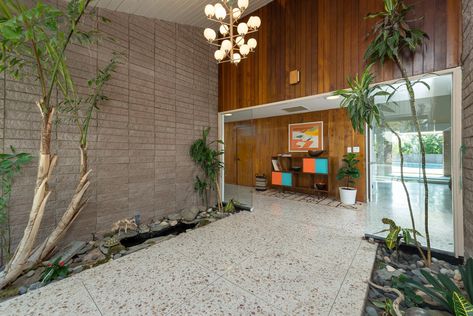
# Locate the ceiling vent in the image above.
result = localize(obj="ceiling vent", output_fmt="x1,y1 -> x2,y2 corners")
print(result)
282,106 -> 309,113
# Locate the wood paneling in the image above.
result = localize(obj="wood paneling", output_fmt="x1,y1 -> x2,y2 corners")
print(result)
224,108 -> 367,201
218,0 -> 461,112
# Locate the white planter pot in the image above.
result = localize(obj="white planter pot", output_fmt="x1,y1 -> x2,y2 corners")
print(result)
339,187 -> 357,205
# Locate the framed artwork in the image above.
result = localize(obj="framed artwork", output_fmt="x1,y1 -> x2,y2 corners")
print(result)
288,121 -> 323,152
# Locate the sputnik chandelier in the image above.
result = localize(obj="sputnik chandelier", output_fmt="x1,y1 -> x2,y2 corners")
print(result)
203,0 -> 261,64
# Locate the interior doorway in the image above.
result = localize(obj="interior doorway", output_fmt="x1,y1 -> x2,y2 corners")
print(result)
235,124 -> 255,187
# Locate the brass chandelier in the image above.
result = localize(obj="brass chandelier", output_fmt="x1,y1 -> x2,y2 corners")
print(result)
203,0 -> 261,64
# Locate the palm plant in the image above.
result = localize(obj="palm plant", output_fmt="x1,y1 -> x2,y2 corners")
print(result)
194,176 -> 209,208
364,0 -> 432,265
334,65 -> 427,263
190,127 -> 224,212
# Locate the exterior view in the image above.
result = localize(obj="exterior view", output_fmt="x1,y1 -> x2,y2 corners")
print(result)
0,0 -> 472,315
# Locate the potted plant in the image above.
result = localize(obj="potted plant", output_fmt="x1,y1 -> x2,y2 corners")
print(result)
336,153 -> 360,205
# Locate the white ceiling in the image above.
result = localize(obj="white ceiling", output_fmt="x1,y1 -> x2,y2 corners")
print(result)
91,0 -> 273,27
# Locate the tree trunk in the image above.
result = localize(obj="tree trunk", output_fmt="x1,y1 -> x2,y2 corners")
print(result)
394,56 -> 431,265
0,109 -> 56,289
385,123 -> 427,263
28,146 -> 91,265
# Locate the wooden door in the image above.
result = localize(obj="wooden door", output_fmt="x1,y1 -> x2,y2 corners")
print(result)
236,125 -> 255,187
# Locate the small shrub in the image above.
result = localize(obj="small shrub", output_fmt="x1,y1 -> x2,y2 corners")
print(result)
40,257 -> 69,284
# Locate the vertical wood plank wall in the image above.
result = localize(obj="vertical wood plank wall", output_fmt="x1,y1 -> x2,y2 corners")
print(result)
220,0 -> 461,202
224,109 -> 367,201
218,0 -> 461,112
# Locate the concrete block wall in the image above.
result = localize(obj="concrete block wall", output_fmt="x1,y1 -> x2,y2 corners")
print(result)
3,1 -> 218,250
463,0 -> 473,257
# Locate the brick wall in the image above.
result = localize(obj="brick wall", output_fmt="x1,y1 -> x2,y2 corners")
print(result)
3,2 -> 218,250
463,0 -> 473,257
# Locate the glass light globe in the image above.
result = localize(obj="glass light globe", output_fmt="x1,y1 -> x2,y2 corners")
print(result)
232,8 -> 242,19
247,16 -> 255,28
214,4 -> 226,20
235,36 -> 245,47
237,23 -> 248,35
203,28 -> 217,42
221,39 -> 232,52
252,16 -> 261,28
238,0 -> 249,10
219,24 -> 229,35
240,44 -> 250,56
214,50 -> 225,62
232,53 -> 241,64
247,38 -> 257,50
204,4 -> 215,18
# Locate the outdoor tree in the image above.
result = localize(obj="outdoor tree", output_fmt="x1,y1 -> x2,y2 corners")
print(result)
0,0 -> 116,288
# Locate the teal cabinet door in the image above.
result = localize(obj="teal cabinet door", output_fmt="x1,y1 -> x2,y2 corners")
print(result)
281,172 -> 292,186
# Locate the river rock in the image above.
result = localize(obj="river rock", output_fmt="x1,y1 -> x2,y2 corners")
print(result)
405,307 -> 430,316
83,248 -> 106,263
365,306 -> 378,316
116,230 -> 138,241
18,287 -> 28,295
386,265 -> 396,272
52,240 -> 86,263
454,269 -> 462,281
28,282 -> 43,291
181,207 -> 201,221
169,220 -> 178,226
72,265 -> 84,274
150,221 -> 170,232
25,270 -> 35,278
124,243 -> 150,255
167,212 -> 181,221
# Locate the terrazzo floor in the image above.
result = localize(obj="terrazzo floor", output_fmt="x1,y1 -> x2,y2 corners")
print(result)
0,194 -> 377,316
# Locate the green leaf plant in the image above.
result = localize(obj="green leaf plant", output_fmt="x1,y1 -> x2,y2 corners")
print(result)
336,153 -> 361,188
453,292 -> 473,316
334,65 -> 427,263
40,257 -> 69,285
406,268 -> 463,313
0,0 -> 116,289
0,147 -> 32,266
194,176 -> 209,208
376,218 -> 422,256
190,127 -> 224,212
364,0 -> 432,266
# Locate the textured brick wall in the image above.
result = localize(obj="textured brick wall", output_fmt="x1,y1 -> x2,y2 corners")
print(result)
463,0 -> 473,257
3,2 -> 218,249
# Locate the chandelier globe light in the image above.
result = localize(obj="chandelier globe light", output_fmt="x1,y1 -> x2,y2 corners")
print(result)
203,0 -> 261,64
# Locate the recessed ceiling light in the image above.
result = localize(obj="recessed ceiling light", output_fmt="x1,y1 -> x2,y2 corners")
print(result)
326,95 -> 340,100
224,113 -> 233,116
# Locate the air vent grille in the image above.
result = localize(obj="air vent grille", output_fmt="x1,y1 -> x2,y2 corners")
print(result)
281,106 -> 308,113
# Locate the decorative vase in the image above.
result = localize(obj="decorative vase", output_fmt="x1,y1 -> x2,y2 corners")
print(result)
339,187 -> 357,205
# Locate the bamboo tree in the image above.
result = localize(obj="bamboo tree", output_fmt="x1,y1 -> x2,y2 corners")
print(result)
0,0 -> 98,288
364,0 -> 431,265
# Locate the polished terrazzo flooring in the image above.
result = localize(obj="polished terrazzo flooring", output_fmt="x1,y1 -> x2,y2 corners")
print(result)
0,195 -> 376,315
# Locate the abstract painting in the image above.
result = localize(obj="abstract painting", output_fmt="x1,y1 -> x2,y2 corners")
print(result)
288,121 -> 323,152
